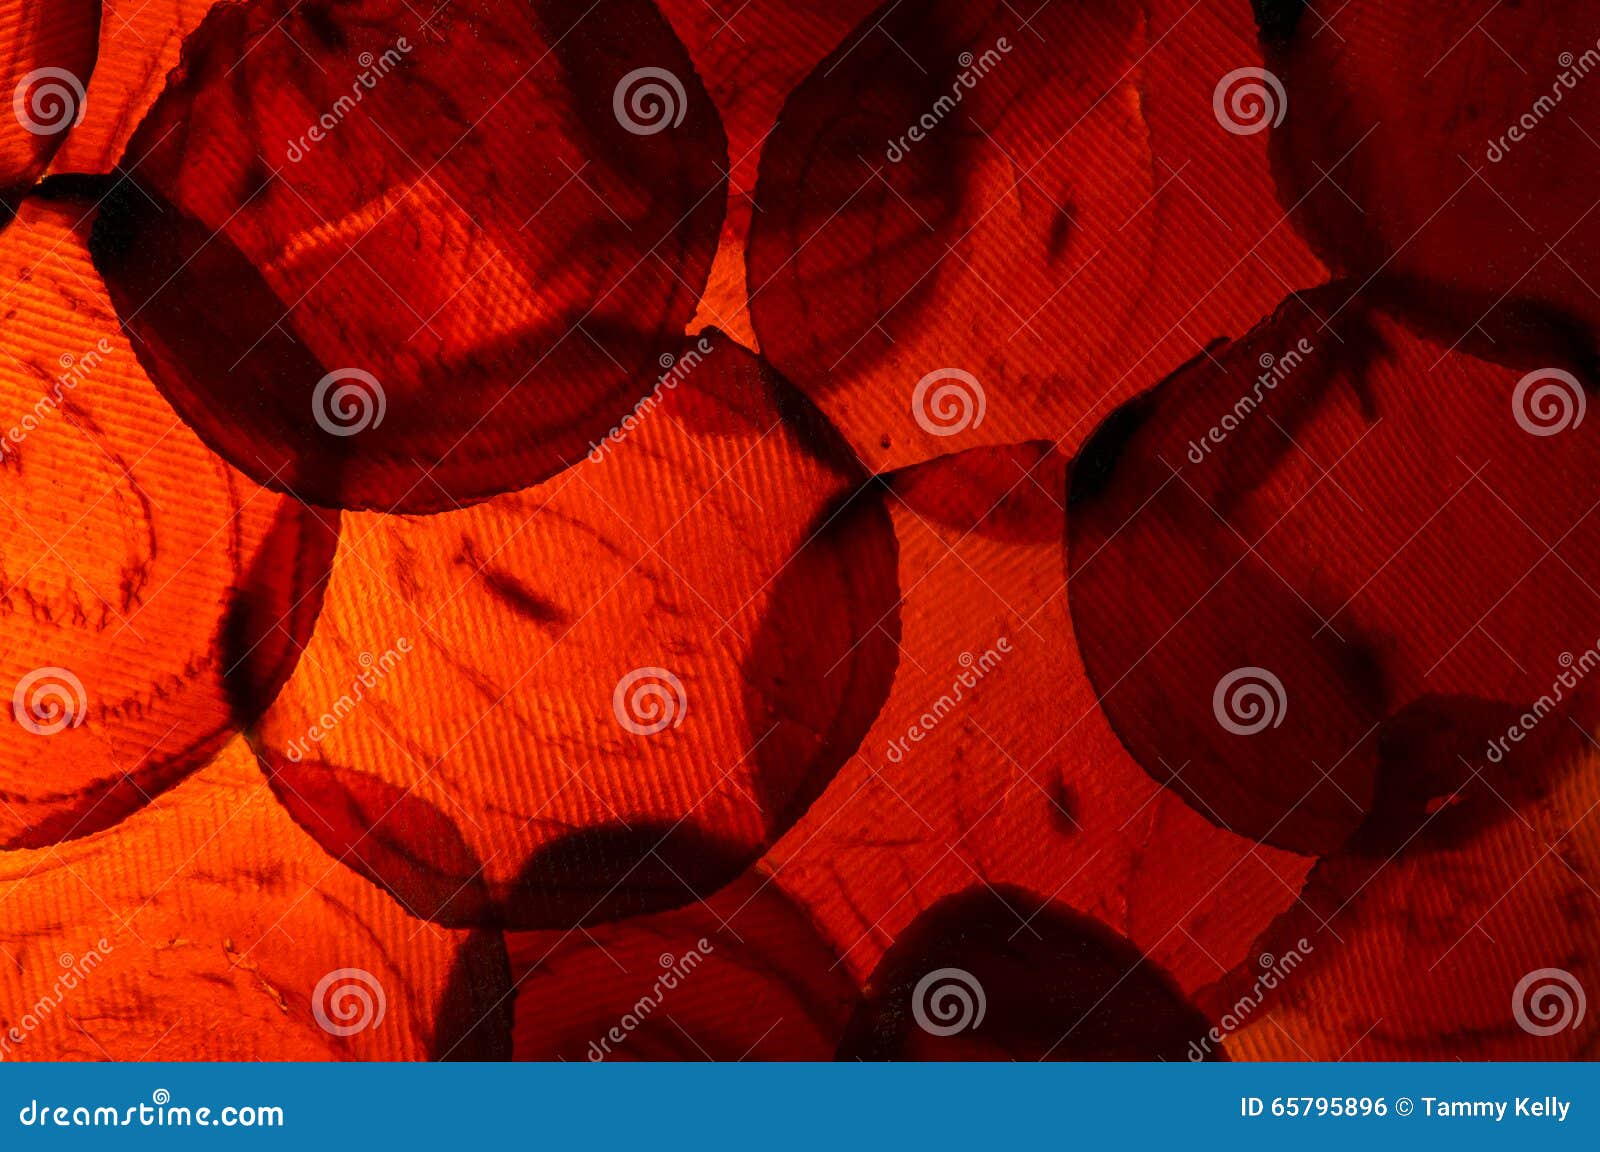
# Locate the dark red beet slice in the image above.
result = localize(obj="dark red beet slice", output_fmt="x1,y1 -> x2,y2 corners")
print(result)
1211,713 -> 1600,1059
838,885 -> 1219,1059
249,333 -> 901,929
509,871 -> 858,1060
766,443 -> 1311,997
0,0 -> 99,216
1264,0 -> 1600,366
0,740 -> 512,1061
0,195 -> 336,849
90,0 -> 729,512
744,0 -> 1328,473
1068,282 -> 1600,855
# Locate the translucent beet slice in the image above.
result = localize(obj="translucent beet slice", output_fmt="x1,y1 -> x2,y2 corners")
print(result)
0,0 -> 99,215
766,443 -> 1311,996
838,885 -> 1217,1059
47,0 -> 226,175
1264,0 -> 1600,364
250,333 -> 901,929
90,0 -> 729,512
0,739 -> 511,1060
509,871 -> 857,1060
0,194 -> 337,849
1216,721 -> 1600,1060
1068,283 -> 1600,855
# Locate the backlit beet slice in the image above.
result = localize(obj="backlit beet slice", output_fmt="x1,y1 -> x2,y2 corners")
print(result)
1264,0 -> 1600,365
1068,282 -> 1600,855
250,333 -> 901,929
767,444 -> 1312,996
657,0 -> 881,345
0,739 -> 512,1061
838,885 -> 1218,1059
509,872 -> 858,1060
1216,727 -> 1600,1060
48,0 -> 227,176
90,0 -> 729,512
0,0 -> 99,215
0,195 -> 337,849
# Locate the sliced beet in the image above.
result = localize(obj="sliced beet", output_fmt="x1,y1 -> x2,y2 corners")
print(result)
0,0 -> 98,217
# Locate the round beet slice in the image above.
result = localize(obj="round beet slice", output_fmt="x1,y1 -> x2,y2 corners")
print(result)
90,0 -> 729,512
